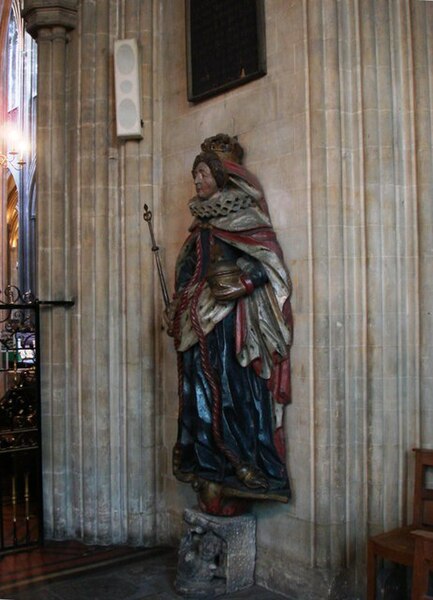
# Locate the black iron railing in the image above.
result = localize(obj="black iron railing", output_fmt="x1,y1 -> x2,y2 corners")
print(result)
0,286 -> 73,553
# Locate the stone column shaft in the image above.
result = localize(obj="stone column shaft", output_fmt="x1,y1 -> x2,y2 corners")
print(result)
23,0 -> 157,545
22,0 -> 78,538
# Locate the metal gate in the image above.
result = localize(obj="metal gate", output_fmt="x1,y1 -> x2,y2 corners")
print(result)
0,286 -> 42,553
0,286 -> 73,553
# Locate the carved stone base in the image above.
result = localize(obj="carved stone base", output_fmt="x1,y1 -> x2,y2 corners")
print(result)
175,507 -> 256,598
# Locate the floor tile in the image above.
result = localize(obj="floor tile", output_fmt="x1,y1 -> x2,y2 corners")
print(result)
4,546 -> 291,600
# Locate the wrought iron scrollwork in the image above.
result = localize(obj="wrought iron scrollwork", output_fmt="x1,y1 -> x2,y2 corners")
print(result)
0,372 -> 38,449
0,287 -> 73,553
0,287 -> 38,453
0,285 -> 35,305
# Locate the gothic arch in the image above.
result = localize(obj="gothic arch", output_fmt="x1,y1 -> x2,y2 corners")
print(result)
6,171 -> 18,287
0,0 -> 37,292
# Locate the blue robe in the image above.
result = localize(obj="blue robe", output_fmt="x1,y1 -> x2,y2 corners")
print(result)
173,225 -> 290,498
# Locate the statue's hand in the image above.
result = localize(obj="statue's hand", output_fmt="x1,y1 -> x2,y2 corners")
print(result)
209,278 -> 247,301
207,260 -> 249,301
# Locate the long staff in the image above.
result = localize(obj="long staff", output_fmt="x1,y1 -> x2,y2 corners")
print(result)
143,204 -> 170,309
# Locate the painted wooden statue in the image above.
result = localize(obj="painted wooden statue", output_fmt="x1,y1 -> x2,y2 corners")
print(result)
166,134 -> 293,516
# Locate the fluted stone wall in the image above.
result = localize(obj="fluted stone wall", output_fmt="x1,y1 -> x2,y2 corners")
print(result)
67,0 -> 158,545
158,1 -> 433,597
23,0 -> 158,545
22,0 -> 433,597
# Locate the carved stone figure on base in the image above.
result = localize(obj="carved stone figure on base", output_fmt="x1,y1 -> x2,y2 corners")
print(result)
175,524 -> 226,598
175,508 -> 256,598
167,134 -> 293,516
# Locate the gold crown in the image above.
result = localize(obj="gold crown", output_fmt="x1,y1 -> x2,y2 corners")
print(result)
201,133 -> 244,164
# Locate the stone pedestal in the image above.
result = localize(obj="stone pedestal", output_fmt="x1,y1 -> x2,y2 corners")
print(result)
175,507 -> 256,598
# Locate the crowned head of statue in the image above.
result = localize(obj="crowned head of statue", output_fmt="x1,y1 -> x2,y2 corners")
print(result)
200,133 -> 244,165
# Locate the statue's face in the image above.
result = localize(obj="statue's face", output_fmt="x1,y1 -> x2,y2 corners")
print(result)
193,162 -> 218,200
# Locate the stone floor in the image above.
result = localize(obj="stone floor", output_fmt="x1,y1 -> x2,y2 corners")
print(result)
3,547 -> 290,600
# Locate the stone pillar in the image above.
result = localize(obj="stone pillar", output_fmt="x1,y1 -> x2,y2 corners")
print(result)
22,0 -> 77,538
23,0 -> 158,545
0,0 -> 14,291
22,0 -> 77,37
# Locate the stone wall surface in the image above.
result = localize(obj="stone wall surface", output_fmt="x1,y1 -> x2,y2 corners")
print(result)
23,0 -> 158,546
157,1 -> 433,598
21,0 -> 433,598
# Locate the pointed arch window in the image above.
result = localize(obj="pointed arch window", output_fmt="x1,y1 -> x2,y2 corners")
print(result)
7,9 -> 20,112
1,1 -> 37,292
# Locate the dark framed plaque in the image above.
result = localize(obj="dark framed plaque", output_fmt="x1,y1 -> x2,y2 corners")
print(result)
186,0 -> 266,103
